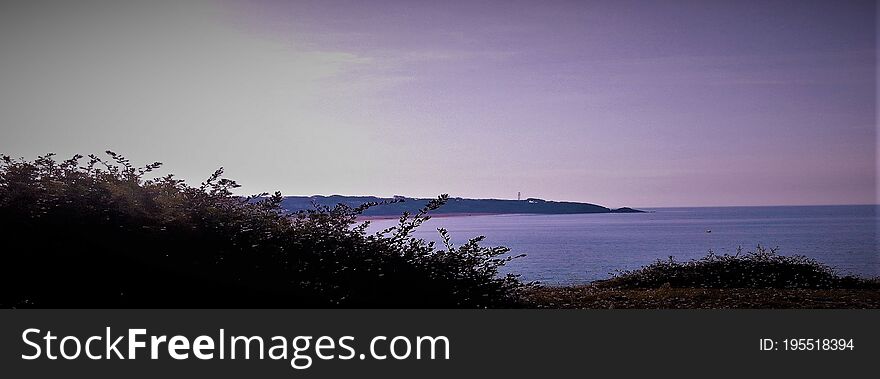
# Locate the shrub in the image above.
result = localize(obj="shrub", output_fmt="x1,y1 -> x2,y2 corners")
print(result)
0,152 -> 527,308
600,246 -> 879,290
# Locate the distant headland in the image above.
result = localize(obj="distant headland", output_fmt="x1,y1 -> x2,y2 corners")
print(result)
280,195 -> 643,216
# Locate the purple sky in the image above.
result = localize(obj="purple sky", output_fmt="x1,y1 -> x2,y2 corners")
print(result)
0,0 -> 876,206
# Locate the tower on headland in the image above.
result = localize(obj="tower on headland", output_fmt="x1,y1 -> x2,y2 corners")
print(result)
518,191 -> 521,201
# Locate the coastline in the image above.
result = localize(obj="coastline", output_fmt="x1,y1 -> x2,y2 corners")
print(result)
357,213 -> 505,221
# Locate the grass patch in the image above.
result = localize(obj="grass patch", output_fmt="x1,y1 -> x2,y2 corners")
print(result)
597,246 -> 878,290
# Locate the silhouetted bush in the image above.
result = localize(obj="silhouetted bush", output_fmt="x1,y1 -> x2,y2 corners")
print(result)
0,152 -> 527,308
600,246 -> 879,290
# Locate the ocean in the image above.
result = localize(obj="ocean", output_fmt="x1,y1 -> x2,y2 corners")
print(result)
365,205 -> 879,285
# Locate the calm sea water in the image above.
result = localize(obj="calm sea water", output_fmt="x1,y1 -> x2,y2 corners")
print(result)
365,205 -> 879,285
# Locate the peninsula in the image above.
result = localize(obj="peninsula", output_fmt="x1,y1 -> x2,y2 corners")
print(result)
279,195 -> 643,217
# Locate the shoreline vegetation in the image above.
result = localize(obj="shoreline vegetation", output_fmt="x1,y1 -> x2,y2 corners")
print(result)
1,152 -> 877,309
526,246 -> 880,308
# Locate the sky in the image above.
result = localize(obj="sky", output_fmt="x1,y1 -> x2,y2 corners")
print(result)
0,0 -> 876,207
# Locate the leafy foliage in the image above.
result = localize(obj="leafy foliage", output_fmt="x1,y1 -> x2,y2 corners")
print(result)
0,152 -> 527,308
600,246 -> 879,290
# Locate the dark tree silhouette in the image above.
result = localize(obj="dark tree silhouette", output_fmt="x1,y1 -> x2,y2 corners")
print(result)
0,152 -> 527,308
